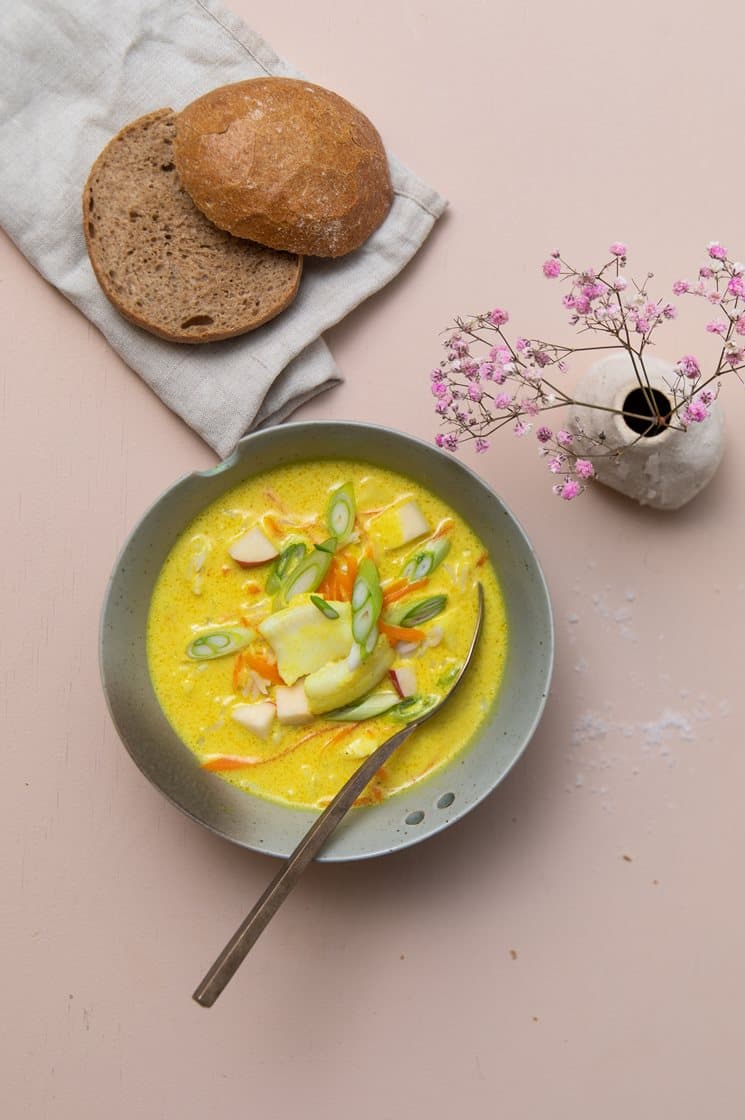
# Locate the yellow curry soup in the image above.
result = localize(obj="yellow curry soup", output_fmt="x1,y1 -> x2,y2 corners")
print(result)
147,460 -> 508,810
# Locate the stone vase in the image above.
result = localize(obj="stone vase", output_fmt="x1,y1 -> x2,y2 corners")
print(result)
568,354 -> 725,510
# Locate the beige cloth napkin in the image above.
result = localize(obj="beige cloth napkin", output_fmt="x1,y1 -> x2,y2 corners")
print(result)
0,0 -> 446,458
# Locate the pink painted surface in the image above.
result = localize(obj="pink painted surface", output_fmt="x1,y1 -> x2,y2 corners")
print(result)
3,1 -> 745,1115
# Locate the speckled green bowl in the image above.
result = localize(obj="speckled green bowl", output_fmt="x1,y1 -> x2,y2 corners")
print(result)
99,422 -> 553,861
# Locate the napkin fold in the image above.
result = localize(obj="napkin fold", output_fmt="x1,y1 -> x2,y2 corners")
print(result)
0,0 -> 446,458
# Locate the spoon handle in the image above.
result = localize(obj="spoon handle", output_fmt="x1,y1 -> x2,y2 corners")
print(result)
192,723 -> 417,1008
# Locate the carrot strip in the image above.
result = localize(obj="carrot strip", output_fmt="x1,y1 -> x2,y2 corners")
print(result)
293,724 -> 335,749
201,730 -> 320,773
379,621 -> 426,644
243,650 -> 282,685
316,562 -> 339,600
201,754 -> 264,771
382,577 -> 429,606
317,552 -> 358,602
433,517 -> 454,538
233,646 -> 283,690
232,650 -> 249,692
318,723 -> 358,754
334,555 -> 358,600
263,488 -> 287,513
354,784 -> 386,807
380,576 -> 407,596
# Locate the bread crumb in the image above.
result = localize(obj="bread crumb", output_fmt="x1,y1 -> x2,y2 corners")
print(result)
622,854 -> 632,862
509,949 -> 518,960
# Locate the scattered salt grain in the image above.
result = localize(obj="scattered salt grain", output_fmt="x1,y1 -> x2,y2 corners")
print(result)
641,710 -> 694,746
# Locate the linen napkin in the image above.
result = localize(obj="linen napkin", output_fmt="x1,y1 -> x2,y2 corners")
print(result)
0,0 -> 446,458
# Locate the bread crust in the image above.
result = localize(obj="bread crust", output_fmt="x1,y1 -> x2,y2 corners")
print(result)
174,78 -> 393,258
82,109 -> 302,343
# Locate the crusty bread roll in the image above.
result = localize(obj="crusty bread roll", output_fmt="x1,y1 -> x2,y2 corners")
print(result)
174,78 -> 393,258
83,109 -> 302,343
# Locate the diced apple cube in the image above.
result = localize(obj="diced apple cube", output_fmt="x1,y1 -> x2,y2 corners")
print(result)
275,682 -> 313,726
368,500 -> 430,551
228,526 -> 279,567
231,701 -> 275,739
390,664 -> 417,698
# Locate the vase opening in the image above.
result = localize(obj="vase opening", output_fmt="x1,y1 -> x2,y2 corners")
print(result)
621,387 -> 672,438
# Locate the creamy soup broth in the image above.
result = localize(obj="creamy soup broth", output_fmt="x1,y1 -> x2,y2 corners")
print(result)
147,460 -> 507,810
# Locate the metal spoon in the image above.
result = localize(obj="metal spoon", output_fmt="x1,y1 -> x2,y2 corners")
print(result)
192,583 -> 484,1007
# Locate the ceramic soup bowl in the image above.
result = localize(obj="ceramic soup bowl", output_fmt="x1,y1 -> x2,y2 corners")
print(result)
99,422 -> 553,861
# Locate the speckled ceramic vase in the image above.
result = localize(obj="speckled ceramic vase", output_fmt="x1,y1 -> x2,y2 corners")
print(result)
568,354 -> 725,510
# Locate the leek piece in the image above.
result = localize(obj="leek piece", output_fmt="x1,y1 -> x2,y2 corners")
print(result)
351,578 -> 370,611
351,557 -> 383,650
186,625 -> 256,661
326,482 -> 356,544
437,662 -> 462,688
392,594 -> 448,628
402,537 -> 452,581
266,541 -> 307,594
326,689 -> 401,722
310,595 -> 340,620
390,694 -> 439,721
282,547 -> 334,601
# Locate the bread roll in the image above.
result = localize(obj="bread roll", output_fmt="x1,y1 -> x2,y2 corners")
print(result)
174,78 -> 393,258
82,109 -> 302,343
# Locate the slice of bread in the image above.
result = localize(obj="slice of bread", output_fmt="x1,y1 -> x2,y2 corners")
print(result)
83,109 -> 303,343
174,78 -> 393,258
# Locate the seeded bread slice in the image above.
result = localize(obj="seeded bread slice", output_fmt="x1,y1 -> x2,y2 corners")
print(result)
82,109 -> 303,343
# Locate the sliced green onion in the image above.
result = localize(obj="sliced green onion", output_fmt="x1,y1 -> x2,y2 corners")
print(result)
437,662 -> 462,688
402,537 -> 451,581
326,689 -> 401,722
266,541 -> 307,594
310,594 -> 340,620
351,579 -> 370,611
351,557 -> 383,653
326,482 -> 356,544
392,594 -> 448,628
315,536 -> 338,555
390,694 -> 438,721
352,600 -> 375,643
186,625 -> 256,661
282,547 -> 334,601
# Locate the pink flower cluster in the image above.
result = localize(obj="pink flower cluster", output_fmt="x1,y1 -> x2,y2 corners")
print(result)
430,242 -> 740,500
545,257 -> 676,341
671,242 -> 745,378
